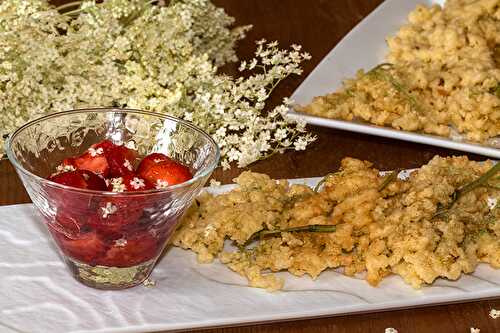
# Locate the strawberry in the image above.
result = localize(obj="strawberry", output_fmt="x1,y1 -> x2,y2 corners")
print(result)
49,170 -> 88,189
106,145 -> 138,177
107,174 -> 154,192
53,230 -> 107,264
61,157 -> 77,167
48,211 -> 86,239
89,198 -> 145,238
139,160 -> 192,188
96,231 -> 158,267
49,170 -> 106,190
136,153 -> 172,175
48,171 -> 106,225
79,170 -> 107,190
75,145 -> 109,177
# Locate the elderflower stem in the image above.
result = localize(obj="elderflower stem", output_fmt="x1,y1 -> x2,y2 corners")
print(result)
367,63 -> 423,114
378,169 -> 401,191
56,1 -> 83,12
434,163 -> 500,217
314,172 -> 337,192
244,224 -> 337,247
62,8 -> 85,16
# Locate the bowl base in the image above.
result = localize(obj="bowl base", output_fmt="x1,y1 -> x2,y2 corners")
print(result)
66,257 -> 156,290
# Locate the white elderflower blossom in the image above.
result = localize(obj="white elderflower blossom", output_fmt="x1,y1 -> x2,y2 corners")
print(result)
129,177 -> 145,190
156,179 -> 169,189
56,164 -> 76,173
88,147 -> 103,157
0,0 -> 314,167
293,136 -> 309,151
101,202 -> 117,218
110,177 -> 126,192
123,159 -> 133,171
125,141 -> 136,150
490,309 -> 500,319
114,238 -> 127,247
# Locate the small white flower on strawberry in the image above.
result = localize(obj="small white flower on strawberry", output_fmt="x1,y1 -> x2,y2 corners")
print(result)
155,179 -> 169,189
110,177 -> 126,192
114,238 -> 127,247
123,159 -> 133,171
56,164 -> 76,173
101,202 -> 117,218
88,147 -> 104,157
130,177 -> 145,190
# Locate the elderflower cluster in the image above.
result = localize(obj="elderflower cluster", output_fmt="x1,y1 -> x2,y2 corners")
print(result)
0,0 -> 315,168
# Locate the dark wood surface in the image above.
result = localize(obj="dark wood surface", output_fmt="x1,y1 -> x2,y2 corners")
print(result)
1,0 -> 499,332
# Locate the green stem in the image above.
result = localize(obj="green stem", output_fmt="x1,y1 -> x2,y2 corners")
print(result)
314,172 -> 336,192
368,63 -> 394,73
434,163 -> 500,217
367,63 -> 423,114
62,7 -> 85,16
378,169 -> 401,191
56,1 -> 83,12
454,163 -> 500,198
244,224 -> 337,247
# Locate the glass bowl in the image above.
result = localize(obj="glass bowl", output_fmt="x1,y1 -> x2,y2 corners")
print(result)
5,108 -> 219,289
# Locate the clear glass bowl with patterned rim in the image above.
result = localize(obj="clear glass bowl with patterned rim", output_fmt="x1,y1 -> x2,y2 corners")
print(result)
5,108 -> 219,289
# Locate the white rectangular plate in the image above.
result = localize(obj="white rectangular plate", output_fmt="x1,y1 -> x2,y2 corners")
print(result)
288,0 -> 500,159
1,177 -> 499,333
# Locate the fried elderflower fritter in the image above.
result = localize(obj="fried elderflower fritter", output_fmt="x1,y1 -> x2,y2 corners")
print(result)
172,156 -> 499,291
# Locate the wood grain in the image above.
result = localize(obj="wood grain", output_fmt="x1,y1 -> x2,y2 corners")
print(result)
1,0 -> 499,332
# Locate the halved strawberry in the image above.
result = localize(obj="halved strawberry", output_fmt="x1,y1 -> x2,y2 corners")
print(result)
136,153 -> 172,175
48,210 -> 86,239
49,170 -> 88,189
75,146 -> 109,177
49,170 -> 106,190
48,171 -> 106,224
53,230 -> 108,264
79,170 -> 107,190
107,145 -> 138,178
139,160 -> 192,188
96,231 -> 158,267
89,198 -> 145,238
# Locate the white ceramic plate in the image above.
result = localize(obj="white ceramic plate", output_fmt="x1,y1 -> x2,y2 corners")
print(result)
1,177 -> 499,333
288,0 -> 500,159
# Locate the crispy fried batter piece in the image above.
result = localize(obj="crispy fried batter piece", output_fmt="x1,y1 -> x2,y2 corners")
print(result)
298,0 -> 500,143
172,156 -> 500,291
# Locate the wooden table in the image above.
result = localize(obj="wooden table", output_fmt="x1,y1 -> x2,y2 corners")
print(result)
1,0 -> 499,332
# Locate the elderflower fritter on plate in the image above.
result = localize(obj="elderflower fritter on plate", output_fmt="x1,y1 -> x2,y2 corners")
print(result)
0,0 -> 314,168
298,0 -> 500,145
173,156 -> 499,291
